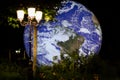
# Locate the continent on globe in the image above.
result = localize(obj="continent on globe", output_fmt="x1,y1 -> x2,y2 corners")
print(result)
24,0 -> 102,66
57,35 -> 84,54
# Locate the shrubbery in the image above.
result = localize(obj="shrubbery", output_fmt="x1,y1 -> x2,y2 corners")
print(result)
0,51 -> 120,80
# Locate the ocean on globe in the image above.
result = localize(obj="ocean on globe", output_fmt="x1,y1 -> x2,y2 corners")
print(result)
24,0 -> 102,66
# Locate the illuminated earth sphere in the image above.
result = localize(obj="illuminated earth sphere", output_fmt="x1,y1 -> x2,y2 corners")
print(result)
24,0 -> 102,66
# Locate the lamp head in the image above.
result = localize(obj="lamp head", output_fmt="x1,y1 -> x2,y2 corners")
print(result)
17,10 -> 24,22
28,7 -> 36,20
35,11 -> 43,23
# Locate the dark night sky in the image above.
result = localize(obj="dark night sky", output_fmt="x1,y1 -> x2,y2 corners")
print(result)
0,0 -> 119,61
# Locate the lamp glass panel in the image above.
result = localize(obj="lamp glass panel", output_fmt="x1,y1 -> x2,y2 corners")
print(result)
17,10 -> 24,22
35,11 -> 42,23
28,8 -> 35,19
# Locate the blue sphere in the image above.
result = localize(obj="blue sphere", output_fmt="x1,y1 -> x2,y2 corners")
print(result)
24,0 -> 102,66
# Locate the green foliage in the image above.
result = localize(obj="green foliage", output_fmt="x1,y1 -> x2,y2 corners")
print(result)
0,62 -> 28,80
0,51 -> 120,80
35,51 -> 120,80
43,9 -> 56,21
35,50 -> 96,80
6,7 -> 57,28
0,0 -> 68,28
8,17 -> 19,28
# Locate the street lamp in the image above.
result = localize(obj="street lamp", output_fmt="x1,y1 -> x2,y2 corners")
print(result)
17,7 -> 42,77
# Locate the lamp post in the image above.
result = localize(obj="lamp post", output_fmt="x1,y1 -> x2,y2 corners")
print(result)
17,7 -> 42,77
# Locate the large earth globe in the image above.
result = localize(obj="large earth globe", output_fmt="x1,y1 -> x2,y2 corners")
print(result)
24,0 -> 102,66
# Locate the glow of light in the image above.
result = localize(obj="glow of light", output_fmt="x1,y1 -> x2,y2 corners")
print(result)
35,11 -> 42,23
17,10 -> 24,22
28,8 -> 36,20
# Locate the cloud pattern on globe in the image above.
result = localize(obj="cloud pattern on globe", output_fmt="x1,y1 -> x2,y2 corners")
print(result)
24,0 -> 102,66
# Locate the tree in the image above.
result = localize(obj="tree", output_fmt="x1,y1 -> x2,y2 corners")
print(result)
0,0 -> 64,28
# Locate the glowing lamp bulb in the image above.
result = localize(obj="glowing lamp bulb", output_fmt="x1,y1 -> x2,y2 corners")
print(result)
17,10 -> 24,22
28,8 -> 36,20
35,11 -> 42,23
